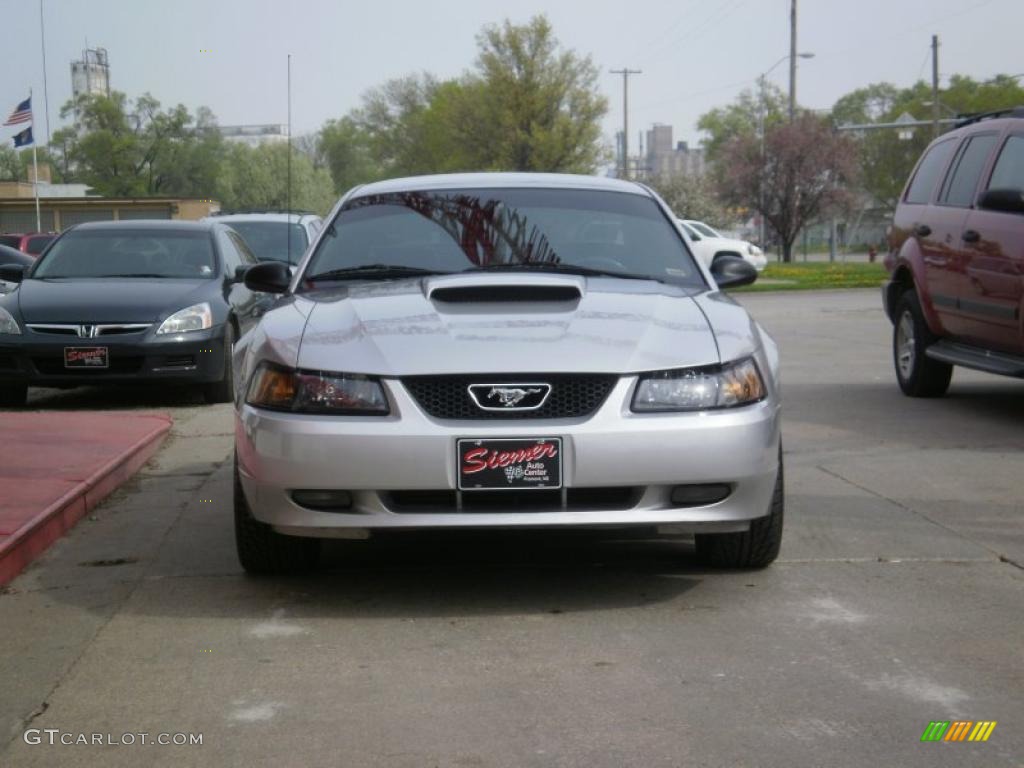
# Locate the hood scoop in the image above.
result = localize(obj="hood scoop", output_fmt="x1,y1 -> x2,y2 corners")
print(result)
426,273 -> 584,305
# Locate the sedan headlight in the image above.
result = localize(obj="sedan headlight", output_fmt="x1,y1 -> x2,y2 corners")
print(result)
246,362 -> 389,415
0,306 -> 21,335
632,358 -> 765,412
156,302 -> 213,335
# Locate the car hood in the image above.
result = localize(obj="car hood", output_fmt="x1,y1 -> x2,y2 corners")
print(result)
294,274 -> 729,376
15,278 -> 212,323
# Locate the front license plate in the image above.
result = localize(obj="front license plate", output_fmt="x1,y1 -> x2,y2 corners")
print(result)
457,437 -> 562,491
64,346 -> 109,369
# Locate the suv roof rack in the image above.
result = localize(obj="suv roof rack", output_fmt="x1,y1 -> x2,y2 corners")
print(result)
211,208 -> 316,216
955,106 -> 1024,128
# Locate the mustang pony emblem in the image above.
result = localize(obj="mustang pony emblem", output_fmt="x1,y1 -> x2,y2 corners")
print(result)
488,387 -> 543,407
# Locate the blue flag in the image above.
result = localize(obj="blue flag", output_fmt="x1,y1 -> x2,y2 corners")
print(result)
13,126 -> 33,148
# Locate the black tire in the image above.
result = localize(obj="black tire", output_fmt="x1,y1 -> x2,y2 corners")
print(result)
202,323 -> 235,404
695,450 -> 784,569
234,454 -> 321,575
892,290 -> 952,398
0,383 -> 27,408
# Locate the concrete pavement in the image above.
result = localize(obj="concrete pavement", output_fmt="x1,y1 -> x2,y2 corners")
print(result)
0,289 -> 1021,767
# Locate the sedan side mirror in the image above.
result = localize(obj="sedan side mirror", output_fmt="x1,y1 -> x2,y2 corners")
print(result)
977,187 -> 1024,214
710,255 -> 757,290
243,261 -> 291,294
0,264 -> 26,284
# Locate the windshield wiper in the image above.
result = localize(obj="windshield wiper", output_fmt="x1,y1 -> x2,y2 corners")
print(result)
92,273 -> 179,278
468,262 -> 658,282
304,264 -> 449,282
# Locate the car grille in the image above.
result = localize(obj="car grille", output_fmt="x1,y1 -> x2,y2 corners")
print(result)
32,356 -> 144,375
383,487 -> 641,513
402,374 -> 617,420
26,323 -> 151,337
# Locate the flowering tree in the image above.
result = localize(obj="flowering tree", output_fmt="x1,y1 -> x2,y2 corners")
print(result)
717,114 -> 858,262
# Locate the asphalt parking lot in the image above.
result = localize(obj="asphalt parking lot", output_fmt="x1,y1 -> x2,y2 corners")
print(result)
1,288 -> 1021,767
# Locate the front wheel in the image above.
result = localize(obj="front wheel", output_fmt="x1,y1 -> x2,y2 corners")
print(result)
202,324 -> 235,404
892,291 -> 952,398
695,450 -> 784,569
0,383 -> 27,408
234,453 -> 321,575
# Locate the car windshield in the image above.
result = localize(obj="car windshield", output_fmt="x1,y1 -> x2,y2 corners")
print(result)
32,230 -> 217,279
303,188 -> 702,287
225,221 -> 308,264
691,222 -> 721,238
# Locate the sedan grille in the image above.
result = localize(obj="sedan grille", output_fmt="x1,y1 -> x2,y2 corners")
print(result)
402,373 -> 617,420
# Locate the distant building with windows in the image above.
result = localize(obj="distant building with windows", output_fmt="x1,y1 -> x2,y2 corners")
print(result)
218,124 -> 289,147
645,124 -> 705,179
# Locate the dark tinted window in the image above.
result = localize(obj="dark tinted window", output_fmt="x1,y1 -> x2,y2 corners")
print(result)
225,221 -> 307,264
940,134 -> 998,206
0,235 -> 20,248
25,235 -> 55,255
34,230 -> 216,279
905,138 -> 957,204
988,135 -> 1024,190
304,188 -> 702,287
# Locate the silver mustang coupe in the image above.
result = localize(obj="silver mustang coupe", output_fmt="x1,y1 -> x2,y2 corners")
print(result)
232,173 -> 782,574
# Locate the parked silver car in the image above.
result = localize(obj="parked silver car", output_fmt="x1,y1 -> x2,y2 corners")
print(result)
232,173 -> 782,574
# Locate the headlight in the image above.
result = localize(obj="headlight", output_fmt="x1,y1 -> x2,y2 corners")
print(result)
246,362 -> 389,415
156,302 -> 213,335
632,358 -> 765,412
0,306 -> 21,335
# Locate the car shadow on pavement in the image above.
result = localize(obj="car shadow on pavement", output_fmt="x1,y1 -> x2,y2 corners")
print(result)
24,384 -> 206,410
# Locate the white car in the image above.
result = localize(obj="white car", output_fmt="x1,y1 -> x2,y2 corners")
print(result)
678,219 -> 767,272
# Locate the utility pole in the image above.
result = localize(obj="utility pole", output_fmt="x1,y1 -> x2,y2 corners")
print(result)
931,35 -> 940,138
610,68 -> 641,179
788,0 -> 797,119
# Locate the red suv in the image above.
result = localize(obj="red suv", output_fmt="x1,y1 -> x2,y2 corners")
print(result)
883,107 -> 1024,396
0,232 -> 57,257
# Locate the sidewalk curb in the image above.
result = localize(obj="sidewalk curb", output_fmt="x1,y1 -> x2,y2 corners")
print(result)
0,414 -> 172,586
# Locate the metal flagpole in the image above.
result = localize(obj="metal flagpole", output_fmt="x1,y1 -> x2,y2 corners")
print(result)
30,89 -> 41,231
286,53 -> 292,265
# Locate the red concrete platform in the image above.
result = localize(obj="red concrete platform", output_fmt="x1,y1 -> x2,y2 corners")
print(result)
0,411 -> 172,585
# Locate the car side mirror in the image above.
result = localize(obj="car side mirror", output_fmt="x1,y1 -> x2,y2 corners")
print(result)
710,255 -> 757,290
0,264 -> 26,284
243,261 -> 291,294
977,187 -> 1024,214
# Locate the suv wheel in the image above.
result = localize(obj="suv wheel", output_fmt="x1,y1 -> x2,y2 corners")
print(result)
234,453 -> 321,575
695,447 -> 784,569
893,290 -> 952,397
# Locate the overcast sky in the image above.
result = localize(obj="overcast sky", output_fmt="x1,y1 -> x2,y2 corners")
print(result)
4,0 -> 1023,154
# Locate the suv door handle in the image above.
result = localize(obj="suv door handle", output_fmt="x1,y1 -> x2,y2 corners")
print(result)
915,224 -> 932,237
962,229 -> 981,243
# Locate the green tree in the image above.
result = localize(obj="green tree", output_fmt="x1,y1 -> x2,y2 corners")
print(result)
215,142 -> 335,215
647,172 -> 734,226
697,83 -> 786,165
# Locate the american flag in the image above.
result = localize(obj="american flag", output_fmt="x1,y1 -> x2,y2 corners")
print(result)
3,97 -> 32,127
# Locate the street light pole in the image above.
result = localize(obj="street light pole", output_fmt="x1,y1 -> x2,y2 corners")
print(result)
789,0 -> 798,119
610,68 -> 641,179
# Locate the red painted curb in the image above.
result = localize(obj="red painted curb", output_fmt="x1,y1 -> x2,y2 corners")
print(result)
0,415 -> 172,586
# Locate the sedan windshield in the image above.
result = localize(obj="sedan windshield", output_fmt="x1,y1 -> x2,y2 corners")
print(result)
303,188 -> 703,287
225,221 -> 307,264
32,230 -> 217,279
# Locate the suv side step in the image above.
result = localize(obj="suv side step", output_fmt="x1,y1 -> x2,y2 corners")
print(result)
925,340 -> 1024,377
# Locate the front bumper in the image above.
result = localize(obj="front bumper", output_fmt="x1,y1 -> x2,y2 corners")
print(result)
237,376 -> 782,537
0,325 -> 227,386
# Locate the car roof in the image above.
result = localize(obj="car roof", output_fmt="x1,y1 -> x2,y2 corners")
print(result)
351,172 -> 653,199
70,220 -> 219,233
209,212 -> 318,223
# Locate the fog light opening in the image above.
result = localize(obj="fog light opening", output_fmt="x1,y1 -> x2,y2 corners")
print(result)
669,483 -> 731,507
290,490 -> 354,511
